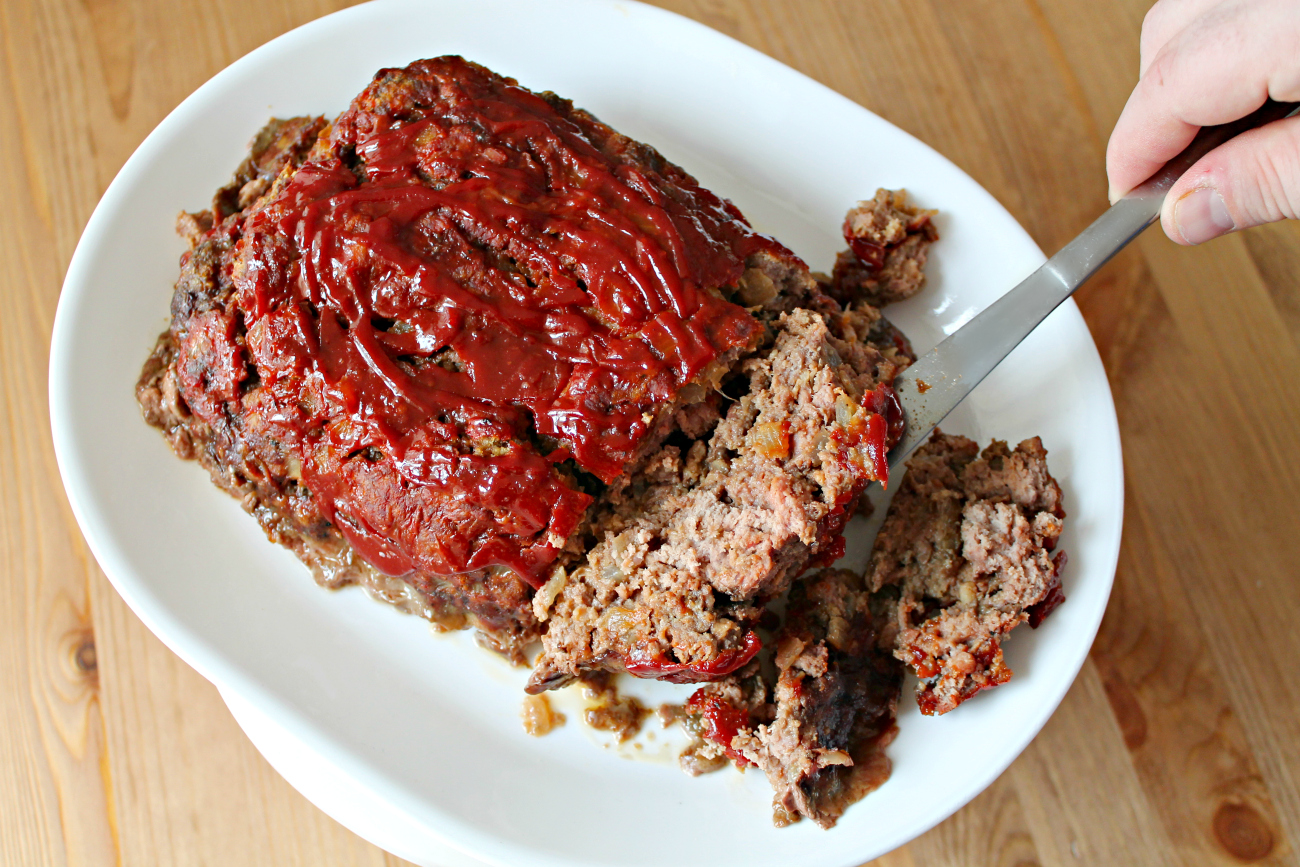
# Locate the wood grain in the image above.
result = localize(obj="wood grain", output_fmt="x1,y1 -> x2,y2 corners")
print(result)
2,1 -> 1298,864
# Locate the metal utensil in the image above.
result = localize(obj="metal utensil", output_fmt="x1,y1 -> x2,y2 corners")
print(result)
887,99 -> 1300,472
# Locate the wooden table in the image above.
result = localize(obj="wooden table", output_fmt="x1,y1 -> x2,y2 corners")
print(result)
4,1 -> 1298,864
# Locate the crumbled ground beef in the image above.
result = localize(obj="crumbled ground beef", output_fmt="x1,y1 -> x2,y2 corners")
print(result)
669,431 -> 1067,826
825,188 -> 939,308
669,569 -> 901,828
579,672 -> 650,743
526,307 -> 908,692
677,660 -> 771,776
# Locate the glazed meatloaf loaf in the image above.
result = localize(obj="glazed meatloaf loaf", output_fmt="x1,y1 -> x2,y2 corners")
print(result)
136,56 -> 933,668
138,55 -> 948,826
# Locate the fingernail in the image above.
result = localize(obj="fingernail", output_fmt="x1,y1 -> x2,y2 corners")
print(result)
1173,186 -> 1235,244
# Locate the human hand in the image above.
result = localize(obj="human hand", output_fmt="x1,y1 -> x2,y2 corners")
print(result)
1106,0 -> 1300,245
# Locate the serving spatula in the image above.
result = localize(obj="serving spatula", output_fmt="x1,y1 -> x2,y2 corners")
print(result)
887,99 -> 1300,471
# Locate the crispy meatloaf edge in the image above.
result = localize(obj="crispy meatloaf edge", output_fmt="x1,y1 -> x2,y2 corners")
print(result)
669,568 -> 902,829
824,188 -> 939,309
739,568 -> 902,829
137,114 -> 544,656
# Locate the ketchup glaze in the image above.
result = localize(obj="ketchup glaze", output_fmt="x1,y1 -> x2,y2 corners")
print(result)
188,57 -> 796,585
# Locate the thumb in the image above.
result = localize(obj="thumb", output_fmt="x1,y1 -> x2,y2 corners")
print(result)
1161,112 -> 1300,245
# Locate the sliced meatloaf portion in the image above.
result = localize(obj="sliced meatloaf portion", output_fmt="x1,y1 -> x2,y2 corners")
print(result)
867,431 -> 1067,715
526,307 -> 908,691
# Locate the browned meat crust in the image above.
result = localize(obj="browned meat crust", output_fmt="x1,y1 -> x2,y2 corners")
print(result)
868,431 -> 1067,715
668,569 -> 902,828
137,114 -> 543,657
827,188 -> 939,308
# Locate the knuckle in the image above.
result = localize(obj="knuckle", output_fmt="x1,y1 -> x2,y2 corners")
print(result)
1141,0 -> 1193,50
1144,45 -> 1175,91
1140,4 -> 1170,66
1240,128 -> 1300,222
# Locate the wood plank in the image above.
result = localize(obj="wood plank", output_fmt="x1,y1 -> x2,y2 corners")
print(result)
898,765 -> 1047,867
1008,663 -> 1180,867
0,3 -> 118,864
1094,479 -> 1292,865
1242,221 -> 1300,347
924,0 -> 1108,253
1014,5 -> 1299,861
0,0 -> 404,863
88,583 -> 411,866
1129,231 -> 1300,853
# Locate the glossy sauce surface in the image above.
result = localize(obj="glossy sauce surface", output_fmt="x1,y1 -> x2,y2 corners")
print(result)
223,58 -> 785,583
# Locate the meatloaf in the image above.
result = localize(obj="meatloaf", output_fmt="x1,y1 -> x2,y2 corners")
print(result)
138,55 -> 946,826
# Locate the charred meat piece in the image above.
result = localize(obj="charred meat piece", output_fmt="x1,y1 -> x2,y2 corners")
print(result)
739,569 -> 901,828
868,431 -> 1066,715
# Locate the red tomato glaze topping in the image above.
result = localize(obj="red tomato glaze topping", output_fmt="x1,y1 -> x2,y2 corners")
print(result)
223,57 -> 788,584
